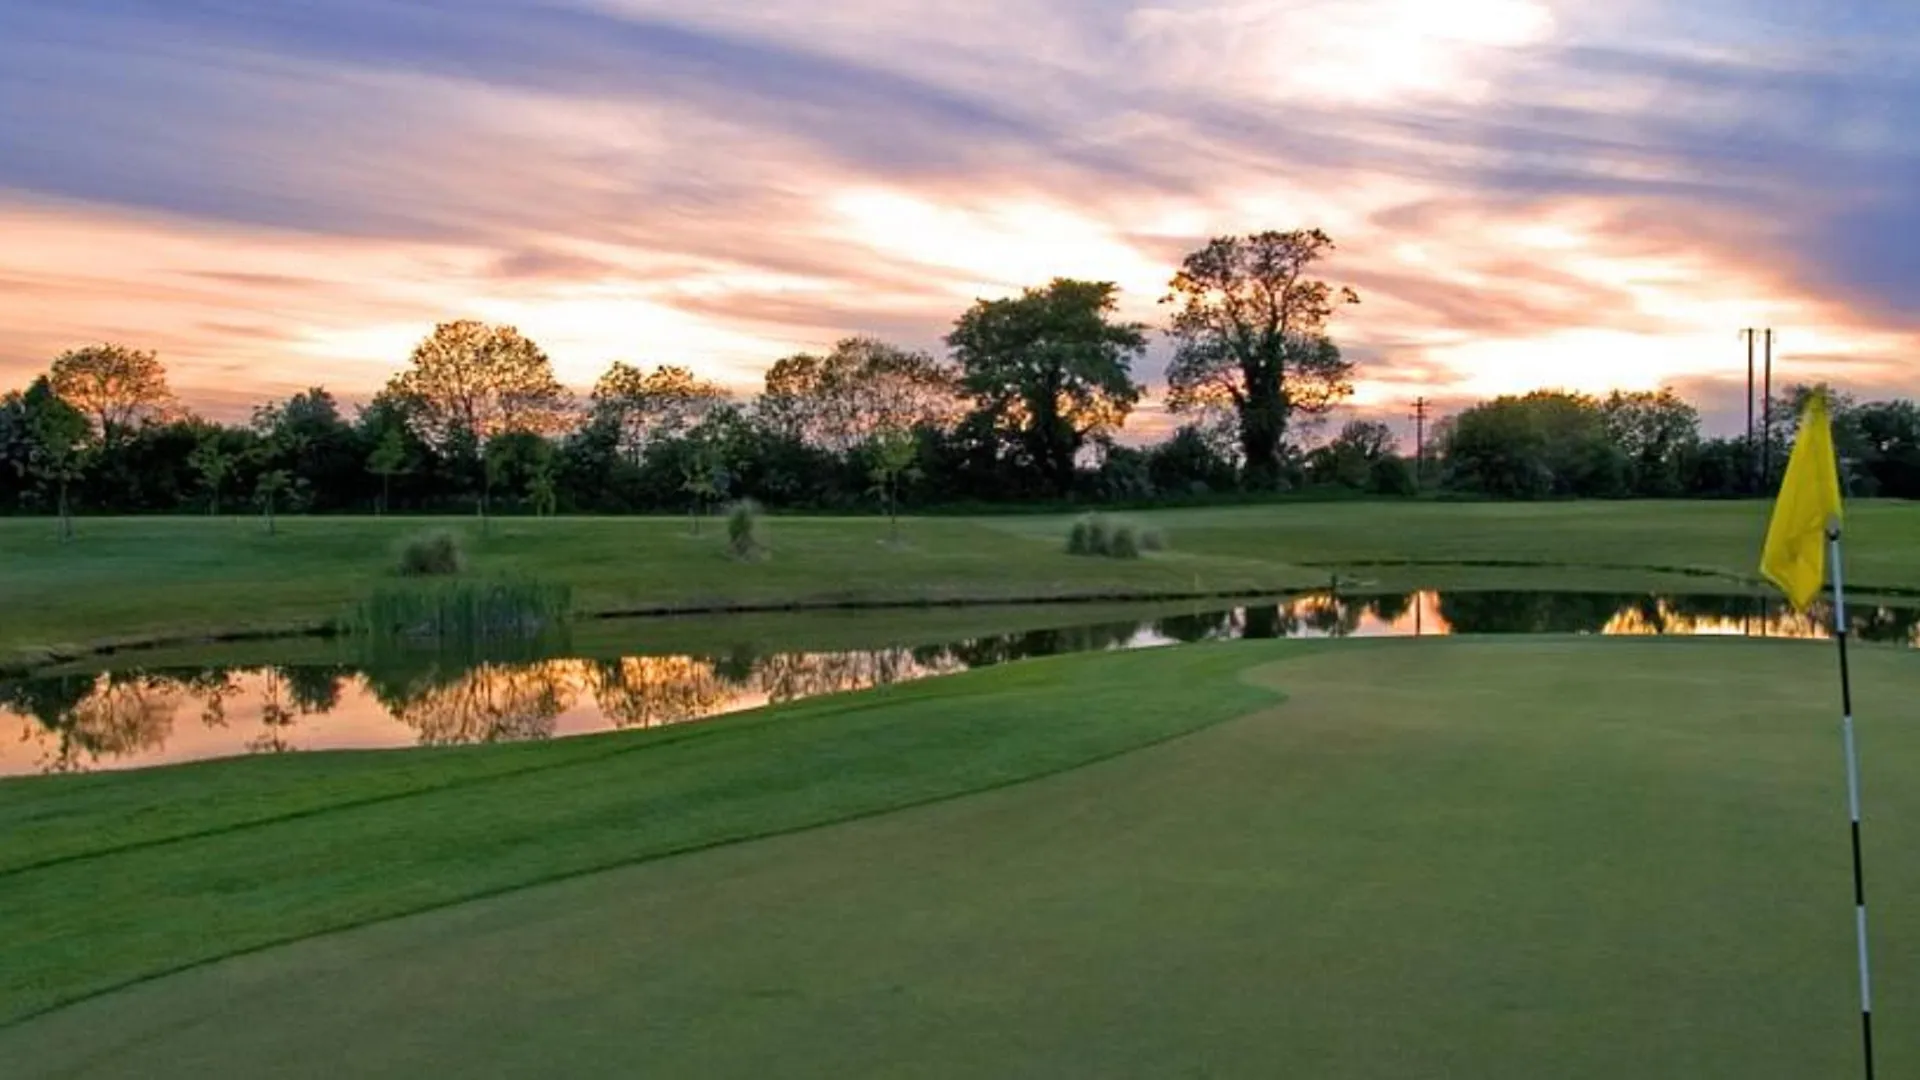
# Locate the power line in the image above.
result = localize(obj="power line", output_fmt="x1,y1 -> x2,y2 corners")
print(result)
1409,397 -> 1431,486
1763,329 -> 1775,487
1742,328 -> 1758,494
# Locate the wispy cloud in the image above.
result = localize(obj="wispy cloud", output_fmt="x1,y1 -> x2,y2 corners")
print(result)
3,0 -> 1919,431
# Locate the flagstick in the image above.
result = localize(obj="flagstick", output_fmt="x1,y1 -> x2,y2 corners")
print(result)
1830,526 -> 1875,1080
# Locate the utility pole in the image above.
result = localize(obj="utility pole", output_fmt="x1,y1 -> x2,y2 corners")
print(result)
1409,397 -> 1431,486
1762,328 -> 1775,487
1742,328 -> 1758,493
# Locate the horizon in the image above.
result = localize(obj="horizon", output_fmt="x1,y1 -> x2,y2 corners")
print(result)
5,1 -> 1918,444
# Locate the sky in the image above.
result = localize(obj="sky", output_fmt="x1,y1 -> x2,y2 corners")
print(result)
4,0 -> 1919,442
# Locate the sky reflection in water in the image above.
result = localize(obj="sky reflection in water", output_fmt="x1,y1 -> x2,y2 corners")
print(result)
3,590 -> 1907,777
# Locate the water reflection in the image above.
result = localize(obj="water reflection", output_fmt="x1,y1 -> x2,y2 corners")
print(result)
4,590 -> 1913,777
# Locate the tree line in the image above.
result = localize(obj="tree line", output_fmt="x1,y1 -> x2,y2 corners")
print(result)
4,228 -> 1916,531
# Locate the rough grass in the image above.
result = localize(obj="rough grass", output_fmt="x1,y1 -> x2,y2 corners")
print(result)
9,501 -> 1920,668
4,637 -> 1920,1077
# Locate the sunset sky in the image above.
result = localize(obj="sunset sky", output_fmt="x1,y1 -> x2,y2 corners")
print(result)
4,0 -> 1918,440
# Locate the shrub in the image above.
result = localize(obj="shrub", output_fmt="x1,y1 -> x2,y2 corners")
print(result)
727,499 -> 765,558
1368,455 -> 1419,496
397,530 -> 465,577
1066,513 -> 1116,556
1067,517 -> 1093,555
1068,514 -> 1159,559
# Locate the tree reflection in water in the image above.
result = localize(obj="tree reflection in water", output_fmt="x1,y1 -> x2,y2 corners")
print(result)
590,657 -> 732,730
392,662 -> 575,746
7,590 -> 1920,776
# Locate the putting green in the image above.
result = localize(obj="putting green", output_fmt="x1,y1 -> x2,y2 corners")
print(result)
5,638 -> 1919,1077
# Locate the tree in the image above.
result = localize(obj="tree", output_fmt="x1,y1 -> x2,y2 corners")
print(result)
1146,425 -> 1240,495
1852,399 -> 1920,499
681,450 -> 723,535
48,344 -> 175,445
1602,390 -> 1699,497
482,431 -> 557,520
868,428 -> 920,543
759,338 -> 962,452
15,378 -> 91,540
367,428 -> 410,515
590,363 -> 728,462
1442,391 -> 1625,498
386,321 -> 572,450
527,457 -> 558,517
254,469 -> 293,535
1306,419 -> 1397,490
947,279 -> 1146,495
187,428 -> 235,515
251,387 -> 362,511
1767,384 -> 1872,494
358,391 -> 431,513
1163,230 -> 1360,488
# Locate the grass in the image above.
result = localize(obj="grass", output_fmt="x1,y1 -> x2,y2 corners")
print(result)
0,644 -> 1278,1024
3,637 -> 1920,1076
349,577 -> 573,643
5,501 -> 1908,670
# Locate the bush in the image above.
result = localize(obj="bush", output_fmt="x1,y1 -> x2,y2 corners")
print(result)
397,530 -> 465,577
1368,455 -> 1418,496
1066,514 -> 1114,556
1067,514 -> 1158,559
727,499 -> 765,558
1067,517 -> 1092,555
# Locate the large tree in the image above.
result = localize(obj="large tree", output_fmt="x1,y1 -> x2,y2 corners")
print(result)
1602,389 -> 1700,496
758,337 -> 962,452
1163,230 -> 1359,488
947,279 -> 1146,495
1443,391 -> 1626,499
386,321 -> 571,449
589,362 -> 728,462
48,343 -> 175,445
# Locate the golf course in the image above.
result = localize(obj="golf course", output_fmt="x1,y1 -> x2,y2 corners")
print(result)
10,500 -> 1920,670
4,502 -> 1919,1076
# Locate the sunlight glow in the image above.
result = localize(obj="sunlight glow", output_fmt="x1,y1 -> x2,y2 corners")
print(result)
1132,0 -> 1556,104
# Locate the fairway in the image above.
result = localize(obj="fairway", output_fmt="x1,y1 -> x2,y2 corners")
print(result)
15,500 -> 1920,672
5,637 -> 1917,1077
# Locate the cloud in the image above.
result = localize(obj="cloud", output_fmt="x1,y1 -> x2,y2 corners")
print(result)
5,0 -> 1920,439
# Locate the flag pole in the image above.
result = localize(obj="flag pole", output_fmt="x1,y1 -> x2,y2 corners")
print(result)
1829,523 -> 1875,1079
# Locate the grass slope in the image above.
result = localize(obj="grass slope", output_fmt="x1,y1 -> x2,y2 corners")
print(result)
0,644 -> 1280,1024
5,637 -> 1920,1077
13,500 -> 1920,668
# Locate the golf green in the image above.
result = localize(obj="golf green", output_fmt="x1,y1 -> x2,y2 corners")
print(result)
4,636 -> 1916,1077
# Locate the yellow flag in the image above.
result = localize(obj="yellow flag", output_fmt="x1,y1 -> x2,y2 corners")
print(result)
1760,393 -> 1844,611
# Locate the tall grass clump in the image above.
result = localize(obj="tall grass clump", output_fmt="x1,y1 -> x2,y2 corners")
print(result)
728,499 -> 765,559
351,577 -> 572,650
1066,514 -> 1112,556
1066,513 -> 1163,560
396,530 -> 465,577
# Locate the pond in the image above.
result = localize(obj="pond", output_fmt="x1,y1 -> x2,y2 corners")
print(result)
4,589 -> 1912,777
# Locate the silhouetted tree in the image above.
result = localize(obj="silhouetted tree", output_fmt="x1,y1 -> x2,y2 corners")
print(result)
386,321 -> 571,450
48,343 -> 175,445
1163,230 -> 1359,488
948,278 -> 1146,496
